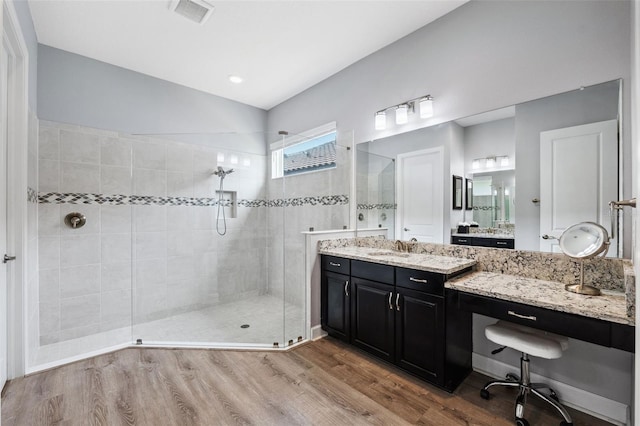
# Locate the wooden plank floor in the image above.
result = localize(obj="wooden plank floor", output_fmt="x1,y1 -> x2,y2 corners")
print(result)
2,337 -> 613,425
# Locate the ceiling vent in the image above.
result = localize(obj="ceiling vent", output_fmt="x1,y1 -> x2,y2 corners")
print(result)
170,0 -> 215,25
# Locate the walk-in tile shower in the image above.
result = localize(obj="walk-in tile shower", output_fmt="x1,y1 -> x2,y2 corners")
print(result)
28,121 -> 351,370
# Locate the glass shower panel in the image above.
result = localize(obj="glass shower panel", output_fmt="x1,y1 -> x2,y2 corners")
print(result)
281,129 -> 352,346
30,122 -> 134,371
355,145 -> 396,238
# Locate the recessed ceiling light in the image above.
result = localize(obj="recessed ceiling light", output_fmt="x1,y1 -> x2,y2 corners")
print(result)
228,75 -> 244,84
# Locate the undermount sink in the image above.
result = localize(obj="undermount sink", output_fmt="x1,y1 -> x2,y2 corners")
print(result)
368,251 -> 411,258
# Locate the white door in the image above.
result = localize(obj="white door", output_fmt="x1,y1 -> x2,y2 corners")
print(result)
396,147 -> 443,242
540,120 -> 618,255
0,42 -> 9,388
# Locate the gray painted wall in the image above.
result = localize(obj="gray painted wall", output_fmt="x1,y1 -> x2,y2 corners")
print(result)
11,0 -> 38,110
268,0 -> 633,411
37,46 -> 268,154
267,1 -> 630,155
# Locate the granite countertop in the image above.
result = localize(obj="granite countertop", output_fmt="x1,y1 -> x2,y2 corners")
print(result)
451,233 -> 514,239
319,246 -> 476,275
446,271 -> 633,325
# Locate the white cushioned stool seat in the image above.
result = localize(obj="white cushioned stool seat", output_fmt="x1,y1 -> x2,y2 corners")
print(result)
485,320 -> 569,359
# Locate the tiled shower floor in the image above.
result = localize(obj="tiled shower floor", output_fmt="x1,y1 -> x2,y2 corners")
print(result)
31,294 -> 304,370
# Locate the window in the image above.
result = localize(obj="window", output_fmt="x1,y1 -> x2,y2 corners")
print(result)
271,124 -> 337,179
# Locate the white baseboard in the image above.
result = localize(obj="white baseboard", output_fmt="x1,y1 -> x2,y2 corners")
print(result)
311,325 -> 327,341
473,353 -> 630,426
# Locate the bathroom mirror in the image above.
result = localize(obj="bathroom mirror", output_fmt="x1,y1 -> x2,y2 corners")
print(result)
559,222 -> 610,260
355,79 -> 625,256
559,222 -> 610,295
469,170 -> 515,229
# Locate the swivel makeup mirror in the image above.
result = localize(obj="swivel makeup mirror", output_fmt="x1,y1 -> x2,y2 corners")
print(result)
559,222 -> 610,296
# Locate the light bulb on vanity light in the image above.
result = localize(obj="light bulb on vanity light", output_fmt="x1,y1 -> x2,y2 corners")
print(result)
500,156 -> 510,167
395,104 -> 409,125
485,157 -> 496,168
472,159 -> 481,170
375,111 -> 386,130
419,96 -> 434,118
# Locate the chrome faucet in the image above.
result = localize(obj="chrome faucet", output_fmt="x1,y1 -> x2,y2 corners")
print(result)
395,240 -> 416,252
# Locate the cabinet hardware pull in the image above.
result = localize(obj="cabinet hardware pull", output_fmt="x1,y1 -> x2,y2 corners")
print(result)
508,310 -> 537,321
409,277 -> 428,284
395,293 -> 400,311
388,293 -> 393,310
344,281 -> 349,297
329,261 -> 341,267
458,239 -> 467,243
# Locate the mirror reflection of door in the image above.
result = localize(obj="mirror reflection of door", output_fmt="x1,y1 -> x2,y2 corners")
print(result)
396,147 -> 443,242
539,119 -> 618,256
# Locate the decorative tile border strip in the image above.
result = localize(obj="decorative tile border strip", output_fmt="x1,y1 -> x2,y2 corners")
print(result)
27,187 -> 38,203
357,203 -> 397,210
37,192 -> 349,208
473,205 -> 500,211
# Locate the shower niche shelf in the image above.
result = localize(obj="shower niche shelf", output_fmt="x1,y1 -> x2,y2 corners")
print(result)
217,190 -> 237,218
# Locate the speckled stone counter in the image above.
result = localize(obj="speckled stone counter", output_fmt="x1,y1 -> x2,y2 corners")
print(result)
318,236 -> 635,324
446,271 -> 632,325
318,246 -> 476,275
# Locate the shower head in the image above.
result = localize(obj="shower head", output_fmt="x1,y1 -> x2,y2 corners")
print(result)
213,166 -> 234,179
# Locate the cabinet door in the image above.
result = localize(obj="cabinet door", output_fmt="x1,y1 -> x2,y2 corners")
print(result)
321,271 -> 351,342
351,278 -> 395,362
395,287 -> 444,385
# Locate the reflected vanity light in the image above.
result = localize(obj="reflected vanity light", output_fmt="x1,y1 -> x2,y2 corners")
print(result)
230,155 -> 239,165
374,94 -> 434,130
243,158 -> 251,167
472,155 -> 510,171
217,153 -> 225,162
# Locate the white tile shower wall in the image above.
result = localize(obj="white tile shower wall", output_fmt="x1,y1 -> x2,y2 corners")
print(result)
37,121 -> 269,346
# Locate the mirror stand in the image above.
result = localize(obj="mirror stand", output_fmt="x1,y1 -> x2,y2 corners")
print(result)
564,259 -> 601,296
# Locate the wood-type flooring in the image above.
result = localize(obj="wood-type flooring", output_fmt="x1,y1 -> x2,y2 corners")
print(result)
2,337 -> 614,425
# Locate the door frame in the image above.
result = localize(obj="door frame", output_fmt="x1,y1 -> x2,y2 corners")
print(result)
395,146 -> 444,242
2,0 -> 29,380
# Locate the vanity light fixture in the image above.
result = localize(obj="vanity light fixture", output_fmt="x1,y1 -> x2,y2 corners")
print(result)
375,111 -> 386,130
485,157 -> 496,168
419,95 -> 434,118
395,104 -> 409,125
373,94 -> 435,130
472,159 -> 482,170
228,75 -> 244,84
499,155 -> 510,167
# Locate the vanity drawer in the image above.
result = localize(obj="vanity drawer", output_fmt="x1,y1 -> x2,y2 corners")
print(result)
351,260 -> 394,285
451,236 -> 473,246
458,293 -> 610,347
396,267 -> 444,296
322,255 -> 350,275
478,238 -> 514,249
611,322 -> 635,353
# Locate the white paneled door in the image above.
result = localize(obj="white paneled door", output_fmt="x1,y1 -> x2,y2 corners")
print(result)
539,120 -> 618,256
396,147 -> 444,243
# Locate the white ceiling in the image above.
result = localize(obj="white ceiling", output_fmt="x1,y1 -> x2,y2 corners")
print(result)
28,0 -> 467,110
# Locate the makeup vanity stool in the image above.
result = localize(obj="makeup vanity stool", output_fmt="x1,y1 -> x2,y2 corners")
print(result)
480,320 -> 573,426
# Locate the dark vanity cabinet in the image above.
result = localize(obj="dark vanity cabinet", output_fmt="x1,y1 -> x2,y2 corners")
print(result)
321,255 -> 472,392
321,256 -> 351,342
451,235 -> 514,249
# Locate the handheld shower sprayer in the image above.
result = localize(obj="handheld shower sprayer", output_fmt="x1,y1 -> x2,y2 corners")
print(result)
213,166 -> 235,235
